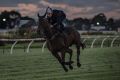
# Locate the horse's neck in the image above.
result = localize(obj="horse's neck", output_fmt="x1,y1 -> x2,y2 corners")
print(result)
41,20 -> 55,39
44,28 -> 60,40
43,25 -> 53,39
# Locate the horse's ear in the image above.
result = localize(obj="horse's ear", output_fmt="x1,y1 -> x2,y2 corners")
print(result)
38,13 -> 44,18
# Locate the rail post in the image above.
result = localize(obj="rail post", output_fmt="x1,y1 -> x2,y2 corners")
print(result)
111,36 -> 119,47
26,40 -> 34,53
101,36 -> 110,48
10,40 -> 18,54
91,36 -> 100,48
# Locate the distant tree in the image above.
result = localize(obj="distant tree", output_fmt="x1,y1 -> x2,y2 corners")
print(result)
114,19 -> 120,31
92,13 -> 107,26
9,10 -> 21,28
0,10 -> 21,29
64,19 -> 74,26
107,18 -> 115,30
0,11 -> 10,29
18,18 -> 36,38
83,18 -> 91,30
72,17 -> 84,30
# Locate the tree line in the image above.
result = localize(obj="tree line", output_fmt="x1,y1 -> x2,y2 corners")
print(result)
0,11 -> 120,31
67,13 -> 120,31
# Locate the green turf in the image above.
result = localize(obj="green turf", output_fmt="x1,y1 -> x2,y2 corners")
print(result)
0,47 -> 120,80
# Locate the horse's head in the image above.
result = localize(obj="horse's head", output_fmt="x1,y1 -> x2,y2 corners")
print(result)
37,13 -> 47,27
37,13 -> 52,39
38,13 -> 44,21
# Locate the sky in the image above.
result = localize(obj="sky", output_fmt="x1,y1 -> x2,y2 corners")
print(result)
0,0 -> 120,19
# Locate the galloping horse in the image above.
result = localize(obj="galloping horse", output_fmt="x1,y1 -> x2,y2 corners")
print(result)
37,14 -> 85,72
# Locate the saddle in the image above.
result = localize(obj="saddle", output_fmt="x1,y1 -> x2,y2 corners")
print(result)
49,26 -> 67,46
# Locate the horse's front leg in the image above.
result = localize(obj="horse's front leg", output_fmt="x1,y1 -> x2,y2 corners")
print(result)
52,51 -> 68,72
60,51 -> 65,64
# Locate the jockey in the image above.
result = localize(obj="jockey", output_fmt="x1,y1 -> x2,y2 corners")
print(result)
44,7 -> 66,33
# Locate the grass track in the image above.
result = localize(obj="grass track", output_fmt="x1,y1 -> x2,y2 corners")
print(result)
0,47 -> 120,80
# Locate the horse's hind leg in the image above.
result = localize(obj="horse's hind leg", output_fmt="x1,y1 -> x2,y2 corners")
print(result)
66,48 -> 73,63
76,45 -> 81,67
65,48 -> 73,69
68,48 -> 74,70
52,52 -> 68,72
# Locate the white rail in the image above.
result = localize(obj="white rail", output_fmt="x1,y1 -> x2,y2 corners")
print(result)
0,36 -> 119,54
101,36 -> 110,48
10,41 -> 18,54
0,38 -> 44,41
26,40 -> 34,53
91,36 -> 100,48
42,41 -> 47,53
111,36 -> 119,47
0,38 -> 45,54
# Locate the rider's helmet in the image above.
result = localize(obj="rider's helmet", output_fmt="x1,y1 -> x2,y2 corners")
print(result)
46,7 -> 53,18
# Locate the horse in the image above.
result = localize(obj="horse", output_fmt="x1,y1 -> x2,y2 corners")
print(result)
37,14 -> 85,72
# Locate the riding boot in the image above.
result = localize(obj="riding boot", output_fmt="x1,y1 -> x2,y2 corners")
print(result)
60,23 -> 64,32
59,23 -> 67,46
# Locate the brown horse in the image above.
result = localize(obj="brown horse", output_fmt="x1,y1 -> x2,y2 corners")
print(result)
37,14 -> 85,72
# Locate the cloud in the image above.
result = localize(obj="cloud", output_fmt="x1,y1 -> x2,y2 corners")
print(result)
116,9 -> 120,13
18,3 -> 39,12
39,0 -> 67,8
0,7 -> 17,12
0,3 -> 40,17
18,3 -> 39,16
106,0 -> 120,2
105,9 -> 120,19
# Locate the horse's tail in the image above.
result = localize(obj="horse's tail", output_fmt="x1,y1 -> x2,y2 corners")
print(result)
81,42 -> 86,50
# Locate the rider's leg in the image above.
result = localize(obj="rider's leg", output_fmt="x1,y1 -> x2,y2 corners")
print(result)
60,23 -> 64,32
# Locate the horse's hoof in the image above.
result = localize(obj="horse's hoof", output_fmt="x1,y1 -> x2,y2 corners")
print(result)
69,65 -> 73,70
65,61 -> 74,65
77,63 -> 81,67
70,61 -> 74,64
64,68 -> 68,72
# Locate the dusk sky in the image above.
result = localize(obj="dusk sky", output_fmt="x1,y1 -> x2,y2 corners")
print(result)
0,0 -> 120,19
